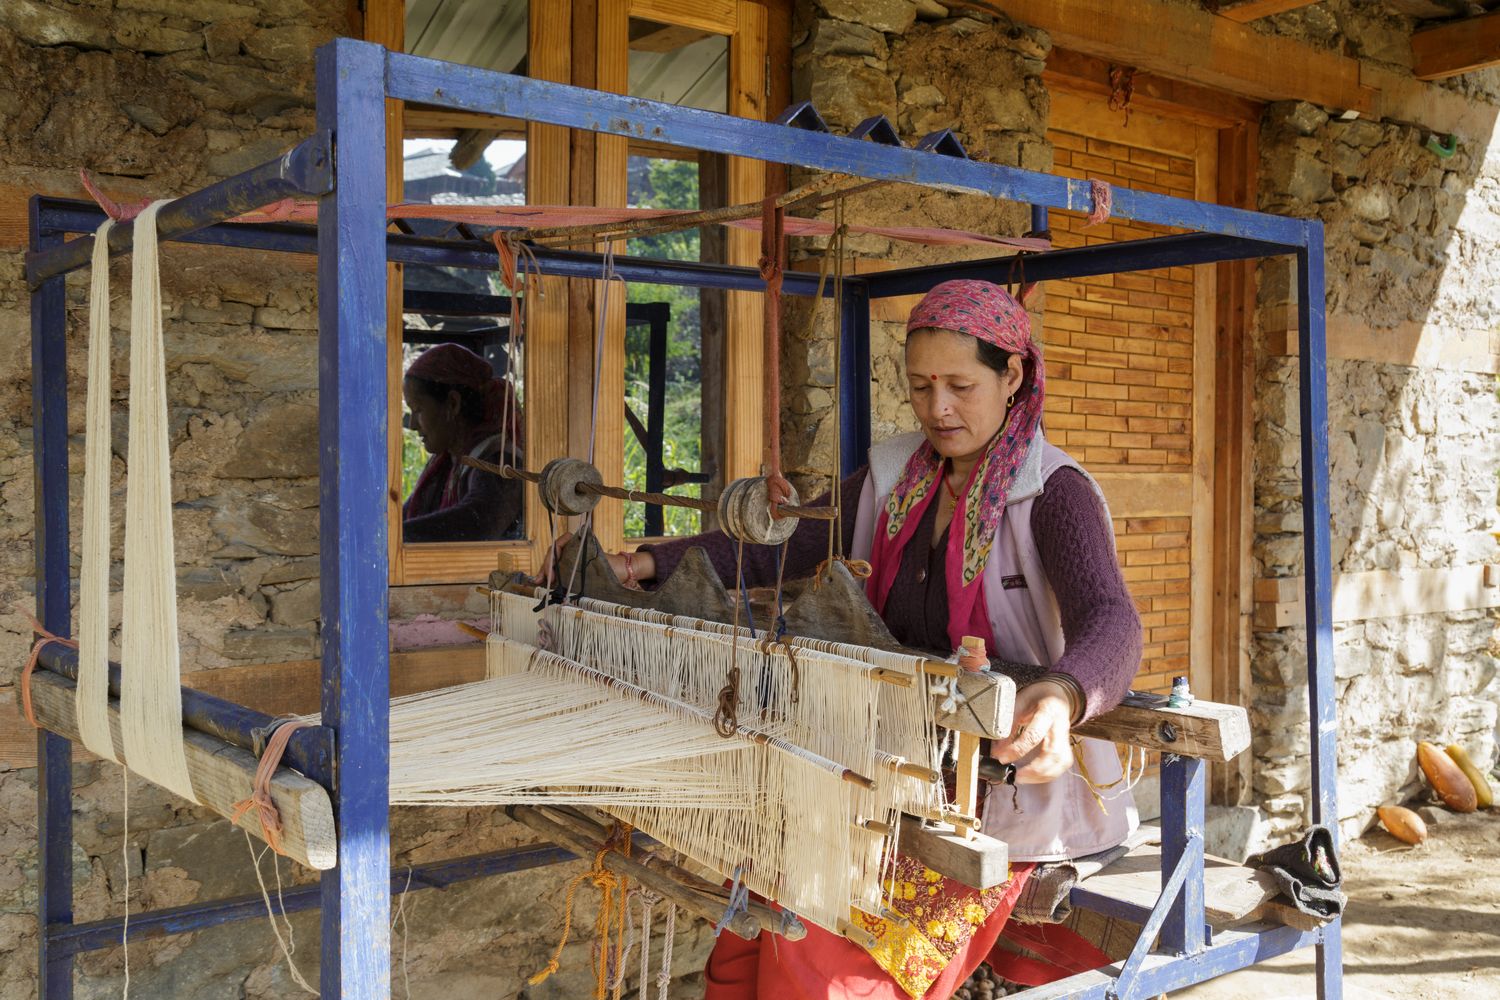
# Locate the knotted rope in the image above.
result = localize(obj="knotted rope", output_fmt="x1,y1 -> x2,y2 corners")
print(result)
1085,179 -> 1113,227
19,609 -> 77,729
231,718 -> 314,857
530,824 -> 633,1000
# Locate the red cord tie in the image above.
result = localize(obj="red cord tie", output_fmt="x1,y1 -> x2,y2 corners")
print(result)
19,610 -> 78,729
79,169 -> 153,222
1084,179 -> 1113,227
232,718 -> 313,856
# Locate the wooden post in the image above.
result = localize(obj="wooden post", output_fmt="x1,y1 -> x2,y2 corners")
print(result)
953,636 -> 988,840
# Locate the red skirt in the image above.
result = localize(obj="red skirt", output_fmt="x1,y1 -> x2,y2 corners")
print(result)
704,865 -> 1034,1000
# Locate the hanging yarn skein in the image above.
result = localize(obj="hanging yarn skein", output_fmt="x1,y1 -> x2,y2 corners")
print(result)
115,200 -> 200,804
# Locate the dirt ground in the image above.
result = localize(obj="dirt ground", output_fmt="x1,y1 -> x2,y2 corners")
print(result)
1176,807 -> 1500,1000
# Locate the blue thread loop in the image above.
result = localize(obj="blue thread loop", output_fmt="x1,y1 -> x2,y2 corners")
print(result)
713,865 -> 751,938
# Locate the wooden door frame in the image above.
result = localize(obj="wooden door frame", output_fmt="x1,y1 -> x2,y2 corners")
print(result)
1046,55 -> 1261,805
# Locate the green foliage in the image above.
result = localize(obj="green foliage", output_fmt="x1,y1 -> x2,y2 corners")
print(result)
622,157 -> 707,537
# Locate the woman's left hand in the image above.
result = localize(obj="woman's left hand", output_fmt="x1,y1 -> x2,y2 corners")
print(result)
989,678 -> 1076,784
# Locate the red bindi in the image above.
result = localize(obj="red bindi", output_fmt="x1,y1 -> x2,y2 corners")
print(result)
929,374 -> 938,381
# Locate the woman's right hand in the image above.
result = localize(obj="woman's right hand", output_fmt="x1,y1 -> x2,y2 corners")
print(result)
539,532 -> 654,588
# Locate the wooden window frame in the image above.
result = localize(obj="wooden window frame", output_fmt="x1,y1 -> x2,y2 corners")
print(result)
368,0 -> 782,581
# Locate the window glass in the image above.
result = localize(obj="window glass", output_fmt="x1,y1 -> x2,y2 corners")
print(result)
398,136 -> 528,544
623,22 -> 730,537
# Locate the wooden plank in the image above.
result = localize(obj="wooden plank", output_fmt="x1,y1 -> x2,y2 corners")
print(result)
400,540 -> 535,584
629,0 -> 738,35
1263,308 -> 1500,375
1412,11 -> 1500,81
1075,692 -> 1251,761
182,644 -> 489,718
1254,564 -> 1500,629
1045,49 -> 1263,130
898,816 -> 1010,890
724,1 -> 769,484
998,0 -> 1374,114
1211,116 -> 1258,807
1211,0 -> 1321,23
1189,123 -> 1219,706
590,0 -> 630,553
529,0 -> 575,569
402,106 -> 527,139
1092,473 -> 1192,519
1078,840 -> 1278,927
28,669 -> 336,870
1050,91 -> 1205,157
630,22 -> 715,52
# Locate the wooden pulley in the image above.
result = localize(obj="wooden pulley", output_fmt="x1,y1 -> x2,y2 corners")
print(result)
538,457 -> 605,516
718,476 -> 801,546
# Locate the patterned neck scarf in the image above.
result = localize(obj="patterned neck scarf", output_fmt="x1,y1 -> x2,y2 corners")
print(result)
866,279 -> 1045,652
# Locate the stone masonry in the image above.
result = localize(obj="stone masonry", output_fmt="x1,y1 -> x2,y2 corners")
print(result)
0,3 -> 711,997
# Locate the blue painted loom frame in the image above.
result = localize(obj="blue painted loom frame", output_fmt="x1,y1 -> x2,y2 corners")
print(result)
24,38 -> 1340,1000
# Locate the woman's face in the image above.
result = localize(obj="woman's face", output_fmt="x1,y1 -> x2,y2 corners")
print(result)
905,328 -> 1025,464
403,377 -> 463,456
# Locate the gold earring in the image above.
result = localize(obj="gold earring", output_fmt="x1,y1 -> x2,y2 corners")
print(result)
1006,392 -> 1015,408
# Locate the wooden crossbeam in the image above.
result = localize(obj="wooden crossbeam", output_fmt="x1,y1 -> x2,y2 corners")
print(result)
1412,10 -> 1500,81
1209,0 -> 1322,23
1075,693 -> 1251,761
27,668 -> 336,870
1253,564 -> 1500,629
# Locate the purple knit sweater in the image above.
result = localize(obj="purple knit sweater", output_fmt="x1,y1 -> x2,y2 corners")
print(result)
643,466 -> 1142,723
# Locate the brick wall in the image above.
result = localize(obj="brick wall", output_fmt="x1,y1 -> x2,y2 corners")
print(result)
1043,129 -> 1199,694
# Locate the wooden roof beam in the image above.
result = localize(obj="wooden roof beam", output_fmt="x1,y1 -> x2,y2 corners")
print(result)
994,0 -> 1375,115
1412,9 -> 1500,81
1208,1 -> 1324,22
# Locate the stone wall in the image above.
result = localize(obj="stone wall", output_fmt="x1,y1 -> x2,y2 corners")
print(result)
782,1 -> 1049,495
1252,100 -> 1500,841
0,4 -> 711,998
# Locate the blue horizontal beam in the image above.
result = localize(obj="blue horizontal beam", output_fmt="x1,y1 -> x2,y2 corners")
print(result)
865,233 -> 1296,299
1007,925 -> 1324,1000
382,45 -> 1308,246
37,649 -> 334,788
46,838 -> 650,956
30,199 -> 855,298
24,133 -> 333,288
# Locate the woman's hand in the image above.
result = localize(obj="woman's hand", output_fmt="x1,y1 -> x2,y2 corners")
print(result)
538,532 -> 654,588
989,678 -> 1076,785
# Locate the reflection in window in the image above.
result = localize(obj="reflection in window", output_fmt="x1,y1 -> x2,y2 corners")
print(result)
401,310 -> 525,544
399,137 -> 528,544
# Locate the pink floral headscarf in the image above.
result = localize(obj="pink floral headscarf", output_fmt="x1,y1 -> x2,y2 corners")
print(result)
866,280 -> 1045,651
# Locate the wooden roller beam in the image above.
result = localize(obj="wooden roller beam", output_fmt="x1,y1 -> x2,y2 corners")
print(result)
28,669 -> 336,870
1075,692 -> 1250,761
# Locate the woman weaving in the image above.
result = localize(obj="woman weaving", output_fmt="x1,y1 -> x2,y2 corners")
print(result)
584,280 -> 1142,998
402,342 -> 525,543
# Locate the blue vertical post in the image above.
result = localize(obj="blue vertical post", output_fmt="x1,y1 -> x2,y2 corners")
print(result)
30,203 -> 74,1000
315,38 -> 392,1000
1158,754 -> 1206,955
1296,222 -> 1341,1000
1028,203 -> 1048,235
838,280 -> 871,478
